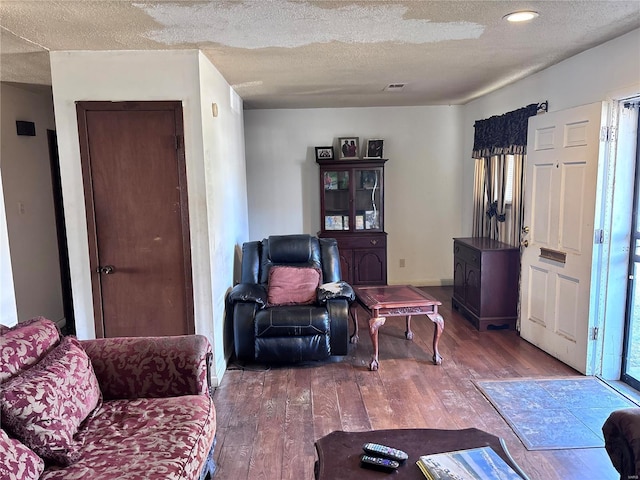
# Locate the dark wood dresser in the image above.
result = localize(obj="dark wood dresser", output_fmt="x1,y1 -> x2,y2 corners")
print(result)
452,237 -> 520,331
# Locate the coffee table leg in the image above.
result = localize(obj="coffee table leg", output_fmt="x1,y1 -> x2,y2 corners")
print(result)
349,303 -> 359,344
368,316 -> 386,371
426,312 -> 444,365
405,315 -> 414,340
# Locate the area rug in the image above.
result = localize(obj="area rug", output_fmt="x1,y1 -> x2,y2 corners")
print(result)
474,376 -> 640,450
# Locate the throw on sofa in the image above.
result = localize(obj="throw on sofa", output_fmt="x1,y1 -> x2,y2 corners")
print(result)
0,317 -> 216,480
227,234 -> 355,363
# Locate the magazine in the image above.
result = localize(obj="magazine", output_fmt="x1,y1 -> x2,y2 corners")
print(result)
417,446 -> 523,480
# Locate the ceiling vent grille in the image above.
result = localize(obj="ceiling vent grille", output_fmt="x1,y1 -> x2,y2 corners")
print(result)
384,83 -> 406,92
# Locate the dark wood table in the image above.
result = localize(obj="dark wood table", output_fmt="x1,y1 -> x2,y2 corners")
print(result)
351,285 -> 444,371
314,428 -> 529,480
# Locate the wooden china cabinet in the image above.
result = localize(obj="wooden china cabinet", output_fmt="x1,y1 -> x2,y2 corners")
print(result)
317,158 -> 387,285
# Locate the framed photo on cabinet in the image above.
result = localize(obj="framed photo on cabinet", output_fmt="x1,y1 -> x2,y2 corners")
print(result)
365,139 -> 384,158
315,146 -> 334,161
338,137 -> 359,159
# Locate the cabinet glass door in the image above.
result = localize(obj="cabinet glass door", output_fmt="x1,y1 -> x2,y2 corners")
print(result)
323,170 -> 350,231
354,169 -> 382,231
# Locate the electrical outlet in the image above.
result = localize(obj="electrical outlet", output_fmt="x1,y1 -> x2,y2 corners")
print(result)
399,258 -> 405,268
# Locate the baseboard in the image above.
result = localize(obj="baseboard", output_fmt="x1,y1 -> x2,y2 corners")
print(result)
388,279 -> 454,287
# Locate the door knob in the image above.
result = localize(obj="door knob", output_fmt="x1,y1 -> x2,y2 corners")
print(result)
97,265 -> 115,275
522,226 -> 530,234
521,240 -> 529,248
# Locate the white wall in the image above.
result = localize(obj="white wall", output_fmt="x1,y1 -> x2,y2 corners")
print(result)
0,83 -> 62,324
244,106 -> 465,286
197,52 -> 249,380
49,50 -> 248,384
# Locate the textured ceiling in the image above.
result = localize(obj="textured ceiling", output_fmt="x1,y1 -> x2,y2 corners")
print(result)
1,1 -> 639,109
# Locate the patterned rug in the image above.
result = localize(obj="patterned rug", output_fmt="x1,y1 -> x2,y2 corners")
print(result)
474,376 -> 640,450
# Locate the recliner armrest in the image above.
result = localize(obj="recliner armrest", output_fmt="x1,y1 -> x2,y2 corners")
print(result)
317,281 -> 355,303
228,283 -> 268,307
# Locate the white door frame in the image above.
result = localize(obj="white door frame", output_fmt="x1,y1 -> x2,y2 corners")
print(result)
593,90 -> 640,380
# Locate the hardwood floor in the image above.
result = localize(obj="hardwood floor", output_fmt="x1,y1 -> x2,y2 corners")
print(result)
212,286 -> 621,479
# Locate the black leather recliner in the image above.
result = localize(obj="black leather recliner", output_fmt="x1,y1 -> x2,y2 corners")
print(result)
227,234 -> 354,363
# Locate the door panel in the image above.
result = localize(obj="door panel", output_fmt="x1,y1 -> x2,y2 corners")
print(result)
531,163 -> 553,245
77,101 -> 193,338
520,102 -> 605,374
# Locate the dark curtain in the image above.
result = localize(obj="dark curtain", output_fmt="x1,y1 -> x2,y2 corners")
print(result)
472,103 -> 540,158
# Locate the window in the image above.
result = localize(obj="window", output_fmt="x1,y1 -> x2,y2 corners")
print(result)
504,155 -> 514,204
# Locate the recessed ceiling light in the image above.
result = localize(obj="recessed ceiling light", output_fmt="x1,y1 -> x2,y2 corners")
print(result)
503,10 -> 539,22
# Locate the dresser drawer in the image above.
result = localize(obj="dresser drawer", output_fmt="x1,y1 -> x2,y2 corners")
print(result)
454,241 -> 481,268
339,233 -> 386,250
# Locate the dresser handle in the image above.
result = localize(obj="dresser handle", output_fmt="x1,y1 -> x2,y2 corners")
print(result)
370,239 -> 378,245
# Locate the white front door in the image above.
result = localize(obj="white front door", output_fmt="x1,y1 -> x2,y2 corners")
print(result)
520,102 -> 607,374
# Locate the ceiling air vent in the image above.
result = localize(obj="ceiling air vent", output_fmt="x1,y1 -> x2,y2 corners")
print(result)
384,83 -> 406,92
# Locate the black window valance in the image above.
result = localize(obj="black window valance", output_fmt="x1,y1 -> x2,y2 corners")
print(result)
472,102 -> 543,158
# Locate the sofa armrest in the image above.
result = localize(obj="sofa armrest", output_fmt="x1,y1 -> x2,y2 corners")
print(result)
80,335 -> 211,400
317,281 -> 355,303
227,283 -> 267,307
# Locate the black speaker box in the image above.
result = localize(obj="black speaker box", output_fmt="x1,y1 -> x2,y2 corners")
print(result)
16,121 -> 36,136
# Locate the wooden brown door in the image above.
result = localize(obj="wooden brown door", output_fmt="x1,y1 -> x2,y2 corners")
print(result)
76,101 -> 193,338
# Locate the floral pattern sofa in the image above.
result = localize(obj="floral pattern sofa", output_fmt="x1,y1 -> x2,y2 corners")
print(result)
0,317 -> 217,480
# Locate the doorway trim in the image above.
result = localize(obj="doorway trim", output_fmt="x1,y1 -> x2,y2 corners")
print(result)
47,129 -> 75,334
594,90 -> 640,380
75,101 -> 194,338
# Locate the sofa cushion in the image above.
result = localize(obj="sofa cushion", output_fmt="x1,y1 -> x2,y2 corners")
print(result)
0,335 -> 101,466
40,395 -> 216,480
267,265 -> 321,306
0,316 -> 60,382
0,429 -> 44,480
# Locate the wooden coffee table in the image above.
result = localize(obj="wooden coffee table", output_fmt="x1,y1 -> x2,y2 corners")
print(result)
314,428 -> 529,480
351,285 -> 444,371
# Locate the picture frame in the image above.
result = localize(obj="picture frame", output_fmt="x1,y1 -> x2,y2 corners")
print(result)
337,171 -> 349,190
365,210 -> 379,229
323,171 -> 338,190
364,139 -> 384,158
361,170 -> 378,189
315,146 -> 334,161
325,215 -> 343,230
338,137 -> 359,160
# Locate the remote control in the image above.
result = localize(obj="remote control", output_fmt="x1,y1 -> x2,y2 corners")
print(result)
362,442 -> 409,462
360,454 -> 400,471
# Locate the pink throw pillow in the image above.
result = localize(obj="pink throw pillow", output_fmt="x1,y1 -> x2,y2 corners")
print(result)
0,429 -> 44,480
267,266 -> 321,306
0,316 -> 60,382
0,335 -> 101,466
